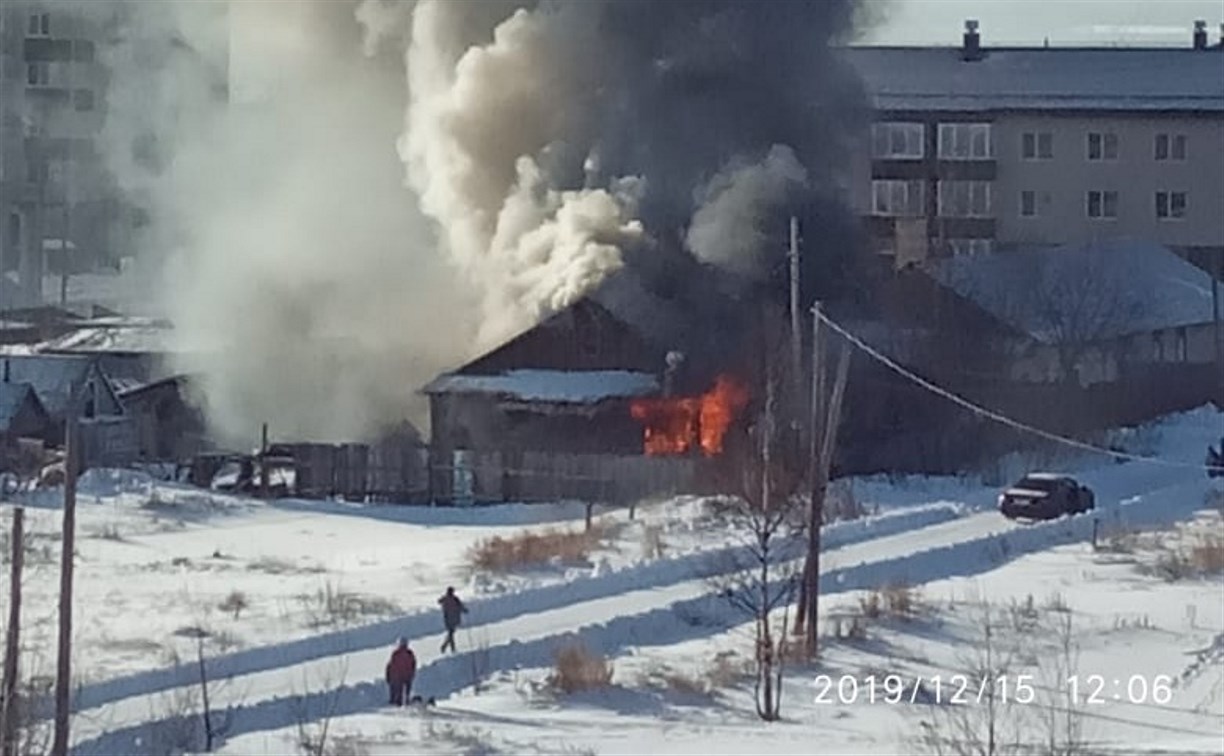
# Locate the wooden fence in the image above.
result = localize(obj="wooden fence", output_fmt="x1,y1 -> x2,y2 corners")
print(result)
430,449 -> 715,505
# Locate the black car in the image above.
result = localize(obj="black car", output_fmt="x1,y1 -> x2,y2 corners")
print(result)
998,473 -> 1094,521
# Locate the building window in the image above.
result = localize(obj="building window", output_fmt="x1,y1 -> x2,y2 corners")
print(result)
1021,132 -> 1053,160
1087,132 -> 1118,161
871,179 -> 925,217
1019,190 -> 1039,217
1154,133 -> 1187,161
1155,191 -> 1187,220
26,62 -> 50,87
947,238 -> 993,256
1086,190 -> 1118,219
938,123 -> 992,160
937,180 -> 992,218
871,122 -> 925,159
1175,328 -> 1188,362
27,13 -> 50,37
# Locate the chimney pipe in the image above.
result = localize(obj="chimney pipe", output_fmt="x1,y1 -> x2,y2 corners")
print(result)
1193,20 -> 1207,49
1218,22 -> 1224,48
962,19 -> 982,61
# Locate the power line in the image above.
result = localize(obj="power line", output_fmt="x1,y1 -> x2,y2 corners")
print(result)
813,309 -> 1222,474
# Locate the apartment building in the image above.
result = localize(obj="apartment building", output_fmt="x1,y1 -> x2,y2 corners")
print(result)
0,1 -> 117,308
843,20 -> 1224,274
0,2 -> 228,310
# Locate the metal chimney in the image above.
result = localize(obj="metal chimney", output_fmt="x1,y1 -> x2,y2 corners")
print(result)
1193,20 -> 1207,49
962,19 -> 983,61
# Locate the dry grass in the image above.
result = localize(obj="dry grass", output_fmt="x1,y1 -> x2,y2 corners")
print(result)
1189,534 -> 1224,574
219,589 -> 250,619
706,650 -> 752,689
468,524 -> 608,573
860,583 -> 920,620
549,643 -> 613,694
641,524 -> 666,560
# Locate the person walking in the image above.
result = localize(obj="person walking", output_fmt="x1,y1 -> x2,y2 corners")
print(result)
385,637 -> 416,706
438,586 -> 468,654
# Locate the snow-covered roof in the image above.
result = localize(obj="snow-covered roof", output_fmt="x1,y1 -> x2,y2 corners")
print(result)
843,47 -> 1224,112
39,322 -> 174,354
423,370 -> 660,404
926,241 -> 1215,344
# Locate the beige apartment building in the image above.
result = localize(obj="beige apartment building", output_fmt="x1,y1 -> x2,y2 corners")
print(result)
843,20 -> 1224,274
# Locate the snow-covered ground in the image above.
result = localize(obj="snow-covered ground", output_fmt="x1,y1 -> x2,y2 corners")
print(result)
2,406 -> 1220,755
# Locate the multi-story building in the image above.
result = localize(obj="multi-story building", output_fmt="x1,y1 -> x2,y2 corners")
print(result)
0,2 -> 228,311
844,20 -> 1224,274
0,1 -> 117,309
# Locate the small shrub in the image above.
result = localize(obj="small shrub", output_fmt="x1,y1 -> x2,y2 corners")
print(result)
218,589 -> 250,620
1152,549 -> 1193,581
641,524 -> 666,560
659,670 -> 708,696
298,582 -> 399,628
859,591 -> 882,619
705,651 -> 751,689
92,523 -> 125,542
1189,534 -> 1224,574
1008,594 -> 1039,631
549,643 -> 613,694
1044,591 -> 1070,613
467,524 -> 607,573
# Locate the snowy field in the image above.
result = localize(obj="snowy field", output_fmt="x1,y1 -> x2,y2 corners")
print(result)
1,406 -> 1220,754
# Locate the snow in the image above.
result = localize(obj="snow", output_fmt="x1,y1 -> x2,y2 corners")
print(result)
424,369 -> 660,403
1,406 -> 1219,754
926,240 -> 1216,343
844,47 -> 1224,113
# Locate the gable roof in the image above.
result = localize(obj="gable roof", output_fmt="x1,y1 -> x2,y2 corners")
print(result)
925,241 -> 1214,344
0,383 -> 44,433
1,355 -> 118,418
843,47 -> 1224,113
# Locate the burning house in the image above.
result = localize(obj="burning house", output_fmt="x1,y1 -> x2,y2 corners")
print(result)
423,272 -> 764,504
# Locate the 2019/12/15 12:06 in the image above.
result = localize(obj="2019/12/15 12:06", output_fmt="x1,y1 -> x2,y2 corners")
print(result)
1065,674 -> 1175,705
812,674 -> 1175,706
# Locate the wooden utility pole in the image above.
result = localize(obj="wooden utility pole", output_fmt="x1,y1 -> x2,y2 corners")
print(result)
2,508 -> 25,756
51,419 -> 77,756
260,422 -> 270,498
795,302 -> 825,639
788,217 -> 803,424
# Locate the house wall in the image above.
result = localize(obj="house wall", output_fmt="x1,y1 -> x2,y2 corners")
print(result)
430,393 -> 646,457
1010,322 -> 1216,385
121,380 -> 208,461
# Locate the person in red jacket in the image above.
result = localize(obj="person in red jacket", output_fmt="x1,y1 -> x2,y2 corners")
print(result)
385,637 -> 416,706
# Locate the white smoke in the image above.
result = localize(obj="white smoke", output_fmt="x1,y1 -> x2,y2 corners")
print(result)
101,1 -> 474,445
686,145 -> 809,280
386,0 -> 648,349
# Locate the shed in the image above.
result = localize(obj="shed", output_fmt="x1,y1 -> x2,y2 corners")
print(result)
118,374 -> 208,461
0,383 -> 52,440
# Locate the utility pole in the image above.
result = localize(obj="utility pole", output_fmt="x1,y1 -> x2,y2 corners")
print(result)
788,216 -> 803,426
51,418 -> 78,756
2,507 -> 25,756
795,301 -> 825,641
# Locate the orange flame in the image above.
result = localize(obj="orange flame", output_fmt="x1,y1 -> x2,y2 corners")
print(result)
630,375 -> 749,457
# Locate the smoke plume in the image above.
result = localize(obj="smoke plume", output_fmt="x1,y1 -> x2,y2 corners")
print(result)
101,0 -> 868,445
101,1 -> 473,445
362,0 -> 868,339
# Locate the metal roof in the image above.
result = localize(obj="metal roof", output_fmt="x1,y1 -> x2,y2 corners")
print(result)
925,241 -> 1214,343
842,47 -> 1224,113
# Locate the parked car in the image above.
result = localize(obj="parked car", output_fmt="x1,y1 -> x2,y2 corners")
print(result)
998,473 -> 1094,521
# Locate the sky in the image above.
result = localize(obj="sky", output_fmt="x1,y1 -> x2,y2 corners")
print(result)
861,0 -> 1224,46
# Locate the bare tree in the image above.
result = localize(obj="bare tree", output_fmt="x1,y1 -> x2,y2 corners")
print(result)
947,249 -> 1148,385
292,657 -> 349,756
1038,608 -> 1086,756
918,600 -> 1025,756
714,350 -> 804,722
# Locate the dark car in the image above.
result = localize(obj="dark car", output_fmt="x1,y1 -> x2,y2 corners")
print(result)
998,473 -> 1094,521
